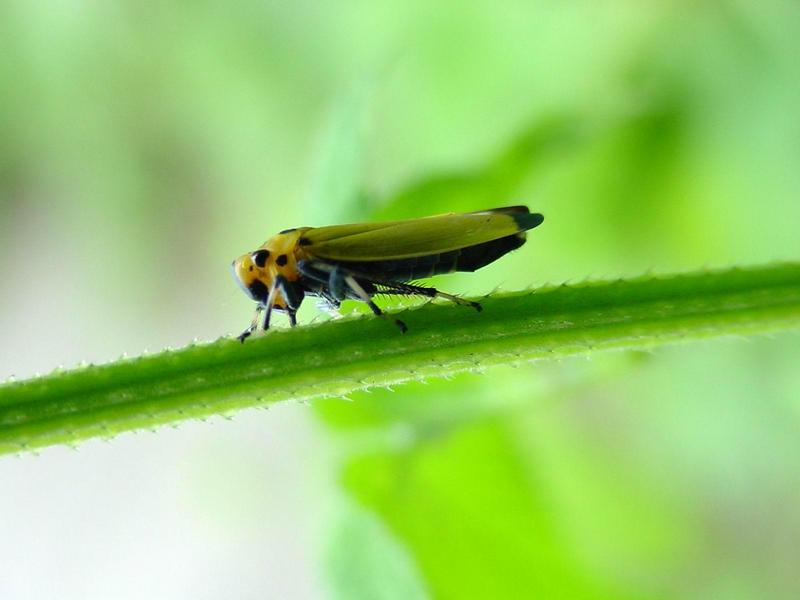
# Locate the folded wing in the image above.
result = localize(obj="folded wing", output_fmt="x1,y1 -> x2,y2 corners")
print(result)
303,206 -> 543,261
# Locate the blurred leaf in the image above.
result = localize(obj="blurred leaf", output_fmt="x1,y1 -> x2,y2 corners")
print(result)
372,115 -> 589,219
565,93 -> 692,265
342,417 -> 638,599
307,81 -> 374,224
327,502 -> 430,600
324,355 -> 712,598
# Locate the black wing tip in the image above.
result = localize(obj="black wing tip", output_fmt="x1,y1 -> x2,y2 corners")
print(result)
513,212 -> 544,231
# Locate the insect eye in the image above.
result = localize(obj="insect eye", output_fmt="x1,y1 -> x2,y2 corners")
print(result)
252,250 -> 270,268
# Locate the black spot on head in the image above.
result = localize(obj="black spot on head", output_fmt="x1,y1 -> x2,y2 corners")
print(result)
249,266 -> 253,272
248,280 -> 269,302
298,237 -> 312,246
276,254 -> 288,266
252,249 -> 270,268
279,228 -> 297,234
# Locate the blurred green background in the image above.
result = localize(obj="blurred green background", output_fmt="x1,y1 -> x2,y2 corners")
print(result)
1,1 -> 799,598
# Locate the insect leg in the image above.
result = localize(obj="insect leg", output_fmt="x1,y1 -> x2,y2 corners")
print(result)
432,289 -> 482,312
344,274 -> 408,333
318,293 -> 341,311
328,266 -> 349,301
273,275 -> 304,329
300,259 -> 348,300
296,260 -> 344,316
378,282 -> 482,312
238,305 -> 264,343
261,280 -> 280,332
300,260 -> 408,331
296,259 -> 330,284
275,276 -> 305,311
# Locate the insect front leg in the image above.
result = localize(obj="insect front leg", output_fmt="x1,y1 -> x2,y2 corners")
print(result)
274,276 -> 304,328
276,276 -> 305,310
260,280 -> 280,333
238,305 -> 264,343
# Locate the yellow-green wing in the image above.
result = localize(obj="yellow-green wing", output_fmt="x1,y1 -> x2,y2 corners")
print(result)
303,206 -> 531,244
303,207 -> 543,261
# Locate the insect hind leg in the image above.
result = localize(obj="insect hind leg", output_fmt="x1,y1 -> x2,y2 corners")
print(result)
434,289 -> 482,312
379,282 -> 482,312
344,275 -> 408,333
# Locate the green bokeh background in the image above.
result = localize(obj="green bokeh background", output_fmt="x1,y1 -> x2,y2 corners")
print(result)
1,1 -> 799,598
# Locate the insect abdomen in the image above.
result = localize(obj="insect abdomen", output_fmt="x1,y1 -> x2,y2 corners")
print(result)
335,234 -> 527,282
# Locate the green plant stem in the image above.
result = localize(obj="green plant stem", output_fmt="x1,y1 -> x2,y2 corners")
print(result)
1,263 -> 799,455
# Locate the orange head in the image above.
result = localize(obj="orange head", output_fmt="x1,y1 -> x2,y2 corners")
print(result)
231,228 -> 310,309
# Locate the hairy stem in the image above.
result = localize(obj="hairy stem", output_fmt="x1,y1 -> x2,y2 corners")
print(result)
1,263 -> 799,455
